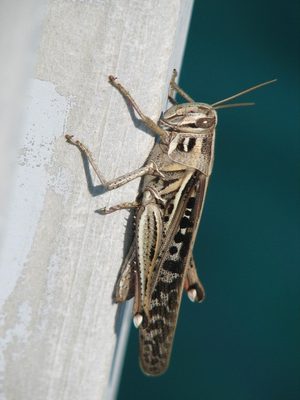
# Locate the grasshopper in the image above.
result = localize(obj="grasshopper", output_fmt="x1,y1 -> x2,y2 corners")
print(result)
65,70 -> 275,376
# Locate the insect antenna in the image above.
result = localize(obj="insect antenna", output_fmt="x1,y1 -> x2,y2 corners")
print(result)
212,79 -> 277,108
214,102 -> 255,110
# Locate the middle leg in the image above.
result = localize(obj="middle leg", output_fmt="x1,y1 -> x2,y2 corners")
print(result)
65,134 -> 165,190
108,75 -> 168,141
96,200 -> 140,215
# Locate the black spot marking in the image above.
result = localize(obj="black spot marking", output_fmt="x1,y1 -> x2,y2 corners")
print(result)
154,332 -> 165,344
187,197 -> 195,209
149,245 -> 155,261
150,305 -> 166,318
179,232 -> 192,258
151,340 -> 160,357
185,209 -> 192,216
151,277 -> 181,302
177,140 -> 185,152
180,217 -> 193,229
158,278 -> 181,292
174,231 -> 185,243
168,291 -> 178,306
163,216 -> 169,223
148,319 -> 164,331
169,246 -> 178,255
163,259 -> 184,274
168,203 -> 174,214
188,138 -> 196,151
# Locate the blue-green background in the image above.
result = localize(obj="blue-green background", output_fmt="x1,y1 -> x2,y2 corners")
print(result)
117,1 -> 300,399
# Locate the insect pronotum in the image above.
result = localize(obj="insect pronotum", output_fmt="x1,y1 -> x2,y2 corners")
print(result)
65,70 -> 276,376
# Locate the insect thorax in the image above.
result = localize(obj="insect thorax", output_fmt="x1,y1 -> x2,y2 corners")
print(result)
157,103 -> 217,175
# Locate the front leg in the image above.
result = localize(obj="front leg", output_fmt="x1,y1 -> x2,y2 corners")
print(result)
65,134 -> 164,190
169,69 -> 195,103
108,76 -> 168,141
168,69 -> 178,105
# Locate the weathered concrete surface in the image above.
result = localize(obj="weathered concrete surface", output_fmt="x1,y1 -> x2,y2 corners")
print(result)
0,1 -> 194,399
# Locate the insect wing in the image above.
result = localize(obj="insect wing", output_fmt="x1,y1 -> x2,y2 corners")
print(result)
139,172 -> 208,375
113,243 -> 136,303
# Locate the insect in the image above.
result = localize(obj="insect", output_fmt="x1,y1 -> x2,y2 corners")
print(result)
65,70 -> 275,376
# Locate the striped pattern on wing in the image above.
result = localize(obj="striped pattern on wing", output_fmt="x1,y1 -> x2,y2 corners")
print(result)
139,172 -> 208,375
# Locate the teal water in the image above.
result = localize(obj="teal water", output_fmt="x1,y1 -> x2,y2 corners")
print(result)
117,1 -> 300,399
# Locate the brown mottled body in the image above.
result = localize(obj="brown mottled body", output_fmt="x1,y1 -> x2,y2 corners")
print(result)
65,71 -> 276,376
112,87 -> 217,375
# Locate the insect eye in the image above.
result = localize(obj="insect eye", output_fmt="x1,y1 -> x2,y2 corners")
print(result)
195,118 -> 214,128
